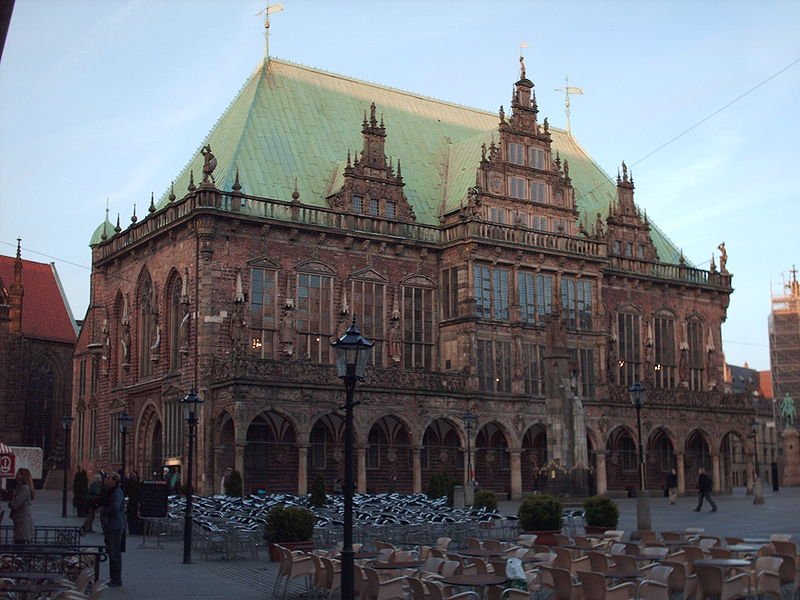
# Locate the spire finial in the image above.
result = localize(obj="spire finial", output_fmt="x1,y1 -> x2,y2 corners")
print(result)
131,203 -> 138,224
232,167 -> 242,192
396,158 -> 402,180
257,3 -> 284,59
369,102 -> 377,127
115,213 -> 121,233
169,181 -> 176,202
292,177 -> 300,201
16,237 -> 21,260
149,192 -> 156,214
188,170 -> 196,191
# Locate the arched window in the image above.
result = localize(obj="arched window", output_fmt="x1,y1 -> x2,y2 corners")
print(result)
350,271 -> 387,366
138,275 -> 155,376
167,274 -> 183,369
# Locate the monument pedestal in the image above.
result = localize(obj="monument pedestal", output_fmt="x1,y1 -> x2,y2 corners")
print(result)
781,428 -> 800,485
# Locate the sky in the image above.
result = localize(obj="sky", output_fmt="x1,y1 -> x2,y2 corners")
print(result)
1,0 -> 798,372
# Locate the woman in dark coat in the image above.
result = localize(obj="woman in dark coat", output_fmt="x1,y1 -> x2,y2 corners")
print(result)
9,468 -> 35,543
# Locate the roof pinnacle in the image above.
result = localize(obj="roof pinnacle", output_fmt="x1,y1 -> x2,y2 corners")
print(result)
232,167 -> 242,192
169,181 -> 176,202
149,192 -> 156,214
131,203 -> 137,224
188,170 -> 196,192
115,214 -> 121,233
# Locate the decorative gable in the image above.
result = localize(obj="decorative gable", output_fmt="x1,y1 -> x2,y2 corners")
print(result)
605,162 -> 659,261
327,103 -> 416,222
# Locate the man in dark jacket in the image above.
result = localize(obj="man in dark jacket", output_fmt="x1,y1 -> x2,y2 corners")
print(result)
102,472 -> 125,586
694,467 -> 717,512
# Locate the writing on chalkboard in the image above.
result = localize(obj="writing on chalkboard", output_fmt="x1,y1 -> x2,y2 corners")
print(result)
138,480 -> 168,518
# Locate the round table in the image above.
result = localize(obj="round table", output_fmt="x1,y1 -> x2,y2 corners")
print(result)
441,574 -> 509,587
458,549 -> 506,558
371,560 -> 424,570
718,544 -> 759,555
693,558 -> 751,569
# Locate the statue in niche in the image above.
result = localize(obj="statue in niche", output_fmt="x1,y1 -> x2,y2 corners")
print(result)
101,316 -> 110,362
150,312 -> 161,360
279,306 -> 296,357
121,324 -> 131,365
388,320 -> 401,363
179,306 -> 190,354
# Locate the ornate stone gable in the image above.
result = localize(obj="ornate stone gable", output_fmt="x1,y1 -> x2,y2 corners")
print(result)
604,162 -> 659,261
327,102 -> 416,222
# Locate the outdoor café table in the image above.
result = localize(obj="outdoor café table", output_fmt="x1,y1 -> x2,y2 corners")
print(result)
441,573 -> 508,599
458,548 -> 506,559
600,570 -> 642,581
371,560 -> 424,570
718,544 -> 759,556
693,558 -> 751,573
742,538 -> 771,545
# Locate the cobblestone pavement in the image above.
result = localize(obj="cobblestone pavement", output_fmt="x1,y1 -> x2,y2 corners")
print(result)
22,485 -> 800,599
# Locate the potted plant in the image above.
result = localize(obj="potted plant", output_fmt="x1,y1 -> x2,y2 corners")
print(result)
309,474 -> 327,508
473,490 -> 498,511
517,494 -> 563,545
583,495 -> 619,535
264,505 -> 316,561
426,472 -> 456,506
72,468 -> 89,518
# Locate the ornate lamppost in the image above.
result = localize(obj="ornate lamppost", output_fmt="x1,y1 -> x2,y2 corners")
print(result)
462,412 -> 476,503
61,415 -> 74,518
118,413 -> 134,493
181,390 -> 204,563
629,382 -> 651,532
751,388 -> 765,505
331,319 -> 373,600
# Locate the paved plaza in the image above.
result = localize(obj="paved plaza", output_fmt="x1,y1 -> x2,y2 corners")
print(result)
22,485 -> 800,599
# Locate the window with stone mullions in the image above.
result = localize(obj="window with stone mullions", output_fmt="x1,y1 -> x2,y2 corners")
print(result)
352,195 -> 363,213
163,396 -> 183,458
168,277 -> 183,368
531,181 -> 548,203
687,320 -> 705,391
507,142 -> 525,165
562,277 -> 593,330
617,312 -> 641,386
110,414 -> 122,463
654,316 -> 676,388
529,147 -> 546,170
352,279 -> 385,366
441,267 -> 460,320
509,176 -> 527,199
522,342 -> 544,395
473,264 -> 509,320
535,273 -> 553,324
297,273 -> 334,363
477,339 -> 512,393
568,348 -> 595,398
138,277 -> 154,376
249,268 -> 277,359
369,197 -> 380,216
402,285 -> 434,369
89,409 -> 96,459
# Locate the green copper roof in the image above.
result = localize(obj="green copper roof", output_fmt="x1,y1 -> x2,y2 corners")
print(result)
151,58 -> 682,263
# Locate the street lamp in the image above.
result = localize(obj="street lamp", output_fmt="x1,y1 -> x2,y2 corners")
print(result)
61,415 -> 74,518
118,413 -> 134,493
181,390 -> 204,564
628,382 -> 651,532
462,412 -> 476,504
749,388 -> 765,505
331,318 -> 373,600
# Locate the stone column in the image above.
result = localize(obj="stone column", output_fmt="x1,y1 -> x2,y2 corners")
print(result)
595,451 -> 608,496
297,444 -> 309,496
234,443 -> 245,476
711,453 -> 721,493
781,428 -> 800,485
509,449 -> 522,501
745,454 -> 754,494
676,453 -> 685,494
357,446 -> 367,493
412,446 -> 422,493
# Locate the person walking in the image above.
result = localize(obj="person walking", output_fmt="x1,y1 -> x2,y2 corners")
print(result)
101,471 -> 125,586
665,468 -> 678,505
694,467 -> 717,512
8,468 -> 35,543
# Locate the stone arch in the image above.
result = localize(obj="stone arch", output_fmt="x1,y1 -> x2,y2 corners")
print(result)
647,426 -> 677,490
308,412 -> 347,492
521,423 -> 547,492
684,428 -> 712,483
421,417 -> 461,490
475,420 -> 511,495
719,429 -> 747,492
214,410 -> 235,490
138,401 -> 163,478
365,414 -> 413,493
606,425 -> 638,492
244,410 -> 298,494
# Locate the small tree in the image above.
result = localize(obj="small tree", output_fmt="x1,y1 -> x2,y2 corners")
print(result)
426,472 -> 457,506
309,473 -> 327,508
224,470 -> 243,497
264,505 -> 316,543
473,489 -> 498,511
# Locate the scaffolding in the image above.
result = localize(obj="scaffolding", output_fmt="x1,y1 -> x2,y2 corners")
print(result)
769,266 -> 800,405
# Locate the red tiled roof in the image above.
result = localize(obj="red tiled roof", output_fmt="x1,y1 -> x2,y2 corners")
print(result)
0,255 -> 77,344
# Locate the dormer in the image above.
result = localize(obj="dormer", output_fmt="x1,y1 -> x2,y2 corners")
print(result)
605,162 -> 659,261
327,103 -> 416,222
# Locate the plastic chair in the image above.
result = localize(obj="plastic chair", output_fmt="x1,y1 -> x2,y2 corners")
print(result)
424,579 -> 479,600
540,567 -> 582,600
660,560 -> 699,600
694,564 -> 750,600
362,566 -> 406,600
274,546 -> 315,599
637,564 -> 673,600
577,571 -> 637,600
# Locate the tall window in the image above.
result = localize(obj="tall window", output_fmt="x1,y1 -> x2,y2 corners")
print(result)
687,319 -> 705,391
352,195 -> 363,213
654,313 -> 676,389
519,272 -> 554,324
535,273 -> 553,323
163,396 -> 183,458
403,284 -> 434,369
522,342 -> 544,395
477,339 -> 512,393
532,215 -> 549,231
473,265 -> 509,320
507,142 -> 525,165
352,279 -> 386,366
78,358 -> 87,398
617,312 -> 641,386
529,147 -> 546,169
297,272 -> 334,363
138,276 -> 154,376
168,275 -> 183,369
386,200 -> 396,219
509,177 -> 527,199
531,181 -> 548,203
249,267 -> 278,358
441,267 -> 460,320
76,411 -> 85,464
110,413 -> 122,463
89,409 -> 97,459
561,277 -> 593,330
569,348 -> 595,398
369,197 -> 380,216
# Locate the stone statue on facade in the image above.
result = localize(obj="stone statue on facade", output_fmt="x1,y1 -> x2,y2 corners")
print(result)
519,56 -> 526,80
279,305 -> 296,357
201,144 -> 217,184
717,242 -> 728,274
388,320 -> 401,363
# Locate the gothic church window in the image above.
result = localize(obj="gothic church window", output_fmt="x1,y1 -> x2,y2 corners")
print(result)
352,278 -> 386,366
168,274 -> 183,369
163,395 -> 183,459
138,275 -> 154,377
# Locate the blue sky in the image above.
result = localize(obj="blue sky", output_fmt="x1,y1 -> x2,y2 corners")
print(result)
1,0 -> 798,372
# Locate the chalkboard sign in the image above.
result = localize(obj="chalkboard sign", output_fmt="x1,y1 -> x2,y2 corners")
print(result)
138,480 -> 168,518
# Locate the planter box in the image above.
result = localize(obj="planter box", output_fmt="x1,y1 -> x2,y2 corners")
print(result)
268,540 -> 314,562
585,525 -> 615,536
522,530 -> 561,546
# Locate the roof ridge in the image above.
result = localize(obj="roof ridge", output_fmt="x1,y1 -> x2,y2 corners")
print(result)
269,56 -> 506,120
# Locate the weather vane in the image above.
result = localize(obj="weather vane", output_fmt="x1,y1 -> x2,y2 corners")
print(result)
255,3 -> 284,58
555,75 -> 583,135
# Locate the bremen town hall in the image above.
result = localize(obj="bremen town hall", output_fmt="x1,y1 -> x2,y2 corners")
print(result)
73,54 -> 758,500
